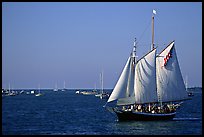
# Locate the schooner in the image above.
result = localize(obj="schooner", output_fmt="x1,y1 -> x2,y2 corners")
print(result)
105,10 -> 188,121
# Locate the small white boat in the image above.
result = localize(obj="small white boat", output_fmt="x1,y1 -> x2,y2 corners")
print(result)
53,83 -> 58,92
20,90 -> 24,94
61,81 -> 66,91
81,91 -> 97,95
9,91 -> 16,96
95,93 -> 101,97
76,90 -> 80,94
100,93 -> 109,99
35,93 -> 42,96
35,84 -> 42,96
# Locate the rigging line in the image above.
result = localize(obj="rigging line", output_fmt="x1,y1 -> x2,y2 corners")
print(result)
103,102 -> 108,107
137,18 -> 152,44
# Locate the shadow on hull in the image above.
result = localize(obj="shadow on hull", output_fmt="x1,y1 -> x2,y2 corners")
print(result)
115,111 -> 176,121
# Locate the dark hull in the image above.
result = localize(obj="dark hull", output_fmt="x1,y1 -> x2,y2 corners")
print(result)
115,110 -> 176,121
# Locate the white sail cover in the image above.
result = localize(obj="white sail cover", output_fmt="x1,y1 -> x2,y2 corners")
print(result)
156,41 -> 188,102
134,48 -> 158,104
107,56 -> 136,105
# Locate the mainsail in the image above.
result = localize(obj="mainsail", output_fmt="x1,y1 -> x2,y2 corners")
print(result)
156,41 -> 188,102
134,48 -> 157,104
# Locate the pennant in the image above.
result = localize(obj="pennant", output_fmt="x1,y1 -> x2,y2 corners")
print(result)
153,9 -> 156,15
163,49 -> 173,66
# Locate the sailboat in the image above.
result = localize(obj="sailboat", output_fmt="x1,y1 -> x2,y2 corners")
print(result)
35,84 -> 42,96
61,81 -> 66,91
99,71 -> 109,99
53,83 -> 58,92
95,71 -> 109,99
9,84 -> 16,96
185,76 -> 193,97
105,10 -> 188,121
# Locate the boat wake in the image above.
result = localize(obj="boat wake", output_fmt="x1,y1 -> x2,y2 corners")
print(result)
173,118 -> 201,121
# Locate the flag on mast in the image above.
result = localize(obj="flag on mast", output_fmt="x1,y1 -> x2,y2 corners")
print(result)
153,9 -> 156,15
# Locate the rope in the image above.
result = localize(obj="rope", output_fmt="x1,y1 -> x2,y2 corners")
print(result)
137,18 -> 152,44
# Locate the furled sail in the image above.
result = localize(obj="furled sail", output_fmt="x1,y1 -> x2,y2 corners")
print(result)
107,55 -> 136,105
156,41 -> 188,102
134,48 -> 158,104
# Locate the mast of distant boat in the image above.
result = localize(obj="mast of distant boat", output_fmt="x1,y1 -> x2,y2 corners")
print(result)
38,84 -> 40,94
9,83 -> 10,94
64,81 -> 66,89
94,83 -> 96,91
100,70 -> 104,94
54,82 -> 58,91
185,75 -> 188,92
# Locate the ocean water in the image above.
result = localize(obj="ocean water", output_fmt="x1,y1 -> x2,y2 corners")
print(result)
2,88 -> 202,135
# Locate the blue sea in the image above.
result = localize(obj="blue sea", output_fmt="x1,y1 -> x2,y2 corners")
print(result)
2,88 -> 202,135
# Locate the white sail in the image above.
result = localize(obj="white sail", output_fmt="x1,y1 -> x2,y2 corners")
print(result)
156,41 -> 188,102
134,48 -> 158,104
107,56 -> 135,105
117,56 -> 136,105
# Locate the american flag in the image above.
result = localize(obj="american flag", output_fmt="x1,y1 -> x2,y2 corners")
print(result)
163,48 -> 173,66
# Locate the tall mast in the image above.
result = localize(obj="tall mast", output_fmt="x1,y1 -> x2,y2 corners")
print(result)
9,83 -> 10,94
152,9 -> 156,50
100,71 -> 104,94
132,38 -> 137,64
132,38 -> 137,57
38,84 -> 40,93
185,75 -> 188,91
64,81 -> 66,89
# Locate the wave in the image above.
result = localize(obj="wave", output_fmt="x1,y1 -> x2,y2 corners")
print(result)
173,118 -> 201,121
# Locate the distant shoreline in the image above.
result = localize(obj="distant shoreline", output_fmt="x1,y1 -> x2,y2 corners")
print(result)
2,87 -> 202,91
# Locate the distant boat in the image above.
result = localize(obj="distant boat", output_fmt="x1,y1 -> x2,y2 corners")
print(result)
5,90 -> 9,94
35,93 -> 42,96
185,76 -> 194,97
100,93 -> 109,99
188,92 -> 194,97
61,81 -> 66,91
105,10 -> 188,121
53,83 -> 58,92
20,90 -> 24,94
95,93 -> 101,97
93,83 -> 97,92
99,71 -> 109,99
79,84 -> 97,95
9,91 -> 16,96
81,90 -> 97,95
8,84 -> 16,96
75,90 -> 80,94
95,76 -> 102,97
35,84 -> 42,97
30,90 -> 35,94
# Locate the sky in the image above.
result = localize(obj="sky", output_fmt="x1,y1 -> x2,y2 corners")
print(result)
2,2 -> 202,89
